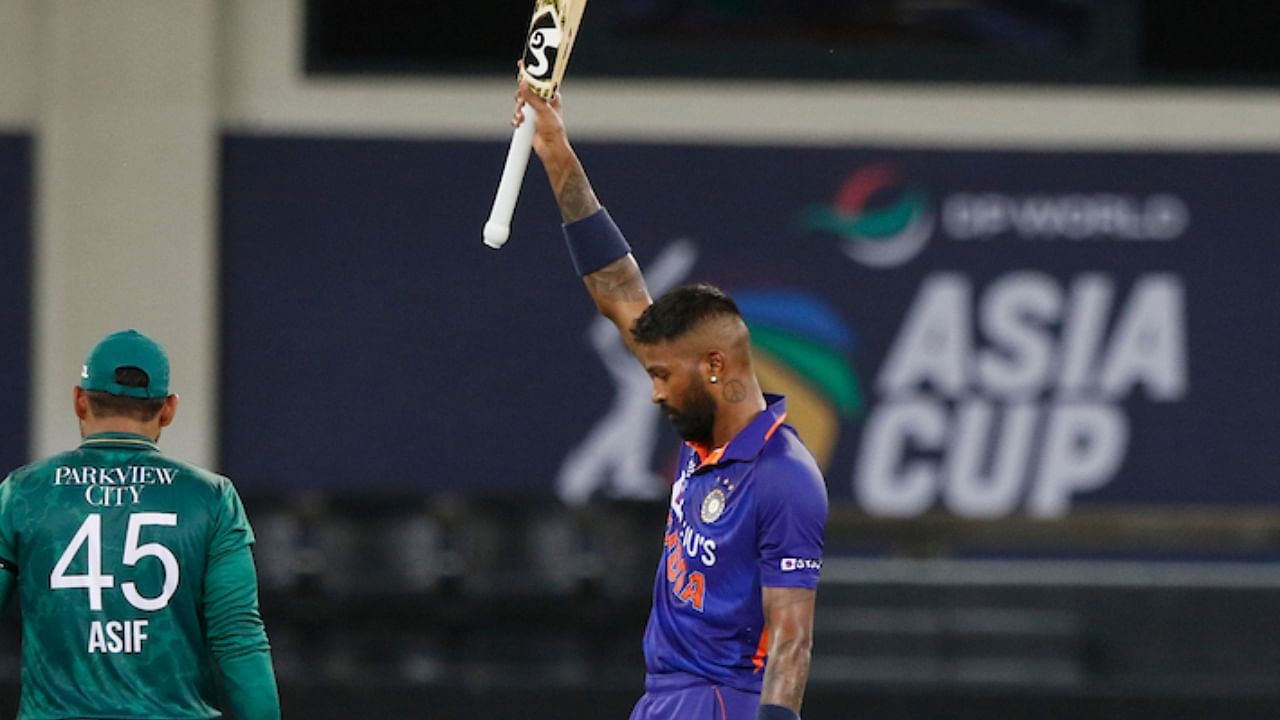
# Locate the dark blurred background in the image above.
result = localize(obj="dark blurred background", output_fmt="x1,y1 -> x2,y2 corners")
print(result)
306,0 -> 1280,84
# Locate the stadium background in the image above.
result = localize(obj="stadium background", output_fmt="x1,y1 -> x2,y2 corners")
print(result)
1,1 -> 1278,717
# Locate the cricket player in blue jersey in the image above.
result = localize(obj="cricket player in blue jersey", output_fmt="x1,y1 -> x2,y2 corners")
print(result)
517,82 -> 828,720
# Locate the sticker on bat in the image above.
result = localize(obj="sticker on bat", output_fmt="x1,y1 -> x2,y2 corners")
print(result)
522,6 -> 563,85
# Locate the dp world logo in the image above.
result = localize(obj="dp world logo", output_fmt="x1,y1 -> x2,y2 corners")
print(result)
800,164 -> 935,269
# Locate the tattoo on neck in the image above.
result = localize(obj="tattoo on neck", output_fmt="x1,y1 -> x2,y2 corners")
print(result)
723,379 -> 747,404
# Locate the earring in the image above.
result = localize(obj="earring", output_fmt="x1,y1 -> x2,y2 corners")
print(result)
709,375 -> 719,384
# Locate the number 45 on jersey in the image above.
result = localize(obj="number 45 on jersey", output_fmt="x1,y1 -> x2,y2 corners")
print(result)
50,513 -> 180,654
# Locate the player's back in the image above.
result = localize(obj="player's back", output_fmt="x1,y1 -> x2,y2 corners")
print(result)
0,433 -> 252,719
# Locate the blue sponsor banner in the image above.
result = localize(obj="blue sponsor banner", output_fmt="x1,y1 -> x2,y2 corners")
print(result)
221,136 -> 1280,515
0,134 -> 31,473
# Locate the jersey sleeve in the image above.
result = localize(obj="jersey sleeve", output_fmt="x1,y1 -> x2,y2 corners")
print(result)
755,451 -> 829,590
0,474 -> 17,569
204,481 -> 280,720
210,479 -> 256,558
0,476 -> 15,612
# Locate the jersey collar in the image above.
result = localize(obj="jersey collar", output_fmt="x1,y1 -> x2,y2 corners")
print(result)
688,394 -> 789,470
79,432 -> 160,452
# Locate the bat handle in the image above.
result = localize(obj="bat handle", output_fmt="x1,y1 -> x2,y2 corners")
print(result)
483,103 -> 538,249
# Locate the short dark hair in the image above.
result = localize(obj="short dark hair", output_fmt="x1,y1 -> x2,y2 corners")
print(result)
85,367 -> 166,421
631,284 -> 742,345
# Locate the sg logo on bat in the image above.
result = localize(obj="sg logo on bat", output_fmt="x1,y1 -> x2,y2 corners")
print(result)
522,5 -> 563,93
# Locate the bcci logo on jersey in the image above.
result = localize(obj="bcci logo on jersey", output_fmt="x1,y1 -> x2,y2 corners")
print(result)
700,488 -> 726,524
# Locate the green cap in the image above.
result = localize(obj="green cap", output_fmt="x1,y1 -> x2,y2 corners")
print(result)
80,329 -> 171,399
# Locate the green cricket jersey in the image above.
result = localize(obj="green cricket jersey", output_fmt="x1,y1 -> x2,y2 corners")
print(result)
0,433 -> 280,719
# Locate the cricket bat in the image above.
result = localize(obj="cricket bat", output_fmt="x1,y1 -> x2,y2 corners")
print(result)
483,0 -> 590,249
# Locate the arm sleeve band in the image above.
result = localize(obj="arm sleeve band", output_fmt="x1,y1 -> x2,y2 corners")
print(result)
758,704 -> 801,720
563,207 -> 632,276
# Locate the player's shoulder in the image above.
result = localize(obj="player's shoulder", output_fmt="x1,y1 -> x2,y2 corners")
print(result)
757,424 -> 824,480
4,450 -> 80,486
749,425 -> 828,503
156,456 -> 236,494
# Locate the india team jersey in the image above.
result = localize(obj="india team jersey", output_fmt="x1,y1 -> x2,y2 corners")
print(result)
642,395 -> 828,694
0,432 -> 266,719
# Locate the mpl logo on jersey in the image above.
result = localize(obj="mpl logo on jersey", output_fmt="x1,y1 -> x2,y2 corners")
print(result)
802,164 -> 1192,269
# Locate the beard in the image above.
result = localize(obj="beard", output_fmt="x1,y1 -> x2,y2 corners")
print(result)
661,380 -> 717,449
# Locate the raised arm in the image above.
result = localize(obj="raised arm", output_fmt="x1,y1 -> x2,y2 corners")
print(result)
517,80 -> 653,341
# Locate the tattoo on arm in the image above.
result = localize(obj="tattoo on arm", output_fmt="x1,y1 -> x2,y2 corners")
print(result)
760,639 -> 811,711
583,256 -> 652,345
583,257 -> 648,303
543,143 -> 649,337
553,162 -> 601,223
760,588 -> 816,711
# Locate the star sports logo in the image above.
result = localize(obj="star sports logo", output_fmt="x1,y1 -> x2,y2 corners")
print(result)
800,164 -> 935,269
780,558 -> 822,572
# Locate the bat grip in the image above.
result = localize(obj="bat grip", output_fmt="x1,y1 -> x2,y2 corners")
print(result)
483,103 -> 538,249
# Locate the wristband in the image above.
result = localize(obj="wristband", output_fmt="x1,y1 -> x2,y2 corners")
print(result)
564,207 -> 632,276
757,704 -> 800,720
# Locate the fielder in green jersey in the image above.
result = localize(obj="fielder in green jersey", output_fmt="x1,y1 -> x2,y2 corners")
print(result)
0,330 -> 280,719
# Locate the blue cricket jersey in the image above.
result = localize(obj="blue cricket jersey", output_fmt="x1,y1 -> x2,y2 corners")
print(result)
641,394 -> 828,694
